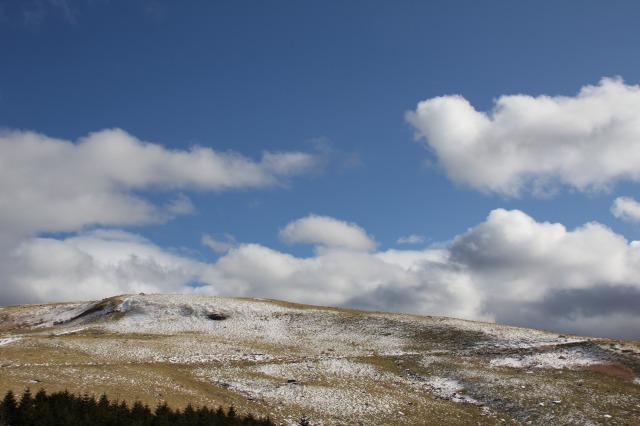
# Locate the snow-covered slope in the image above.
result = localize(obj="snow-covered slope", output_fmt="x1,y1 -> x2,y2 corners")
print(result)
1,294 -> 639,425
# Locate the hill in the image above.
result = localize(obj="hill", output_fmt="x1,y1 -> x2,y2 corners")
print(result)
1,294 -> 639,425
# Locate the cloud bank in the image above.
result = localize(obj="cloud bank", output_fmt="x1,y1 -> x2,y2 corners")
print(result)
0,126 -> 321,304
406,77 -> 640,196
213,210 -> 640,339
4,209 -> 639,339
2,117 -> 639,340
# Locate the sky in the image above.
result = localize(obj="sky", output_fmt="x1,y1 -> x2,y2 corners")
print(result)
1,0 -> 640,340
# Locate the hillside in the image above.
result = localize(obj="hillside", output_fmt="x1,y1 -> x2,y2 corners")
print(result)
1,294 -> 639,425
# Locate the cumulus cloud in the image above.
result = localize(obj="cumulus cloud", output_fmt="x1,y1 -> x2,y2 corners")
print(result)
220,211 -> 640,339
1,128 -> 637,340
611,196 -> 640,223
406,77 -> 640,196
279,215 -> 377,251
0,128 -> 319,241
0,126 -> 323,306
446,209 -> 640,338
3,210 -> 640,339
3,230 -> 216,305
204,243 -> 483,318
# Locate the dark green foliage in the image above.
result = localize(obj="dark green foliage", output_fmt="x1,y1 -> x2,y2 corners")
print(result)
0,389 -> 273,426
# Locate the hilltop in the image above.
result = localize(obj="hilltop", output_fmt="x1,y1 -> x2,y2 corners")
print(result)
1,294 -> 639,425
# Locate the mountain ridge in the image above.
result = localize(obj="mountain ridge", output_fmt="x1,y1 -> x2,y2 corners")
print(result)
1,294 -> 639,425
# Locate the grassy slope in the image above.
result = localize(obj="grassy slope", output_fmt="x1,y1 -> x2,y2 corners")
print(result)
1,295 -> 639,425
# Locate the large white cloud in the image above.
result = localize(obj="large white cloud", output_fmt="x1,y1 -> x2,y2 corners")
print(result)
7,211 -> 638,339
0,128 -> 319,241
214,210 -> 640,339
447,209 -> 640,337
406,77 -> 640,196
0,126 -> 322,305
2,127 -> 640,339
3,230 -> 215,305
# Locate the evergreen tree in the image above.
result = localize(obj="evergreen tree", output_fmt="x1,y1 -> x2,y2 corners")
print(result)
0,390 -> 18,426
178,403 -> 198,426
0,389 -> 273,426
114,400 -> 131,426
49,390 -> 75,426
153,401 -> 173,426
131,400 -> 153,426
96,393 -> 115,426
33,389 -> 52,426
196,405 -> 215,425
18,388 -> 36,425
72,392 -> 95,426
227,405 -> 237,424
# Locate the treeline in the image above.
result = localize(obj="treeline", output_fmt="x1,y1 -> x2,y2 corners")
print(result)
0,388 -> 275,426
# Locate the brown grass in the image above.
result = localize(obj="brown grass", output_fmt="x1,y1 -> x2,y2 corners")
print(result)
581,363 -> 636,381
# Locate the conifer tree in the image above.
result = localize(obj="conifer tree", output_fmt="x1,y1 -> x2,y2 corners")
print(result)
0,389 -> 273,426
33,388 -> 52,425
18,388 -> 36,425
179,403 -> 198,426
0,390 -> 18,426
154,401 -> 173,426
227,404 -> 237,423
131,400 -> 153,426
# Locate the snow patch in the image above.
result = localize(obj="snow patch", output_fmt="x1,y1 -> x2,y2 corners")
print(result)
255,358 -> 381,381
0,337 -> 21,346
195,362 -> 401,420
490,346 -> 600,369
53,328 -> 87,336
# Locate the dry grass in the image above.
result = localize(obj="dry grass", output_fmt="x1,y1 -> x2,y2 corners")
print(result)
1,294 -> 639,425
582,363 -> 636,381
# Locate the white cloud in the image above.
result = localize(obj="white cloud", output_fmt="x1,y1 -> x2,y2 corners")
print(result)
611,196 -> 640,223
445,209 -> 640,338
406,77 -> 640,196
0,116 -> 636,333
205,242 -> 483,318
397,234 -> 425,245
4,230 -> 217,305
279,215 -> 377,251
0,128 -> 320,240
0,126 -> 322,305
220,211 -> 640,339
450,209 -> 636,295
3,206 -> 640,339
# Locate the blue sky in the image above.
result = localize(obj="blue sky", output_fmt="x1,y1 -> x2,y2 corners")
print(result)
1,0 -> 640,339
